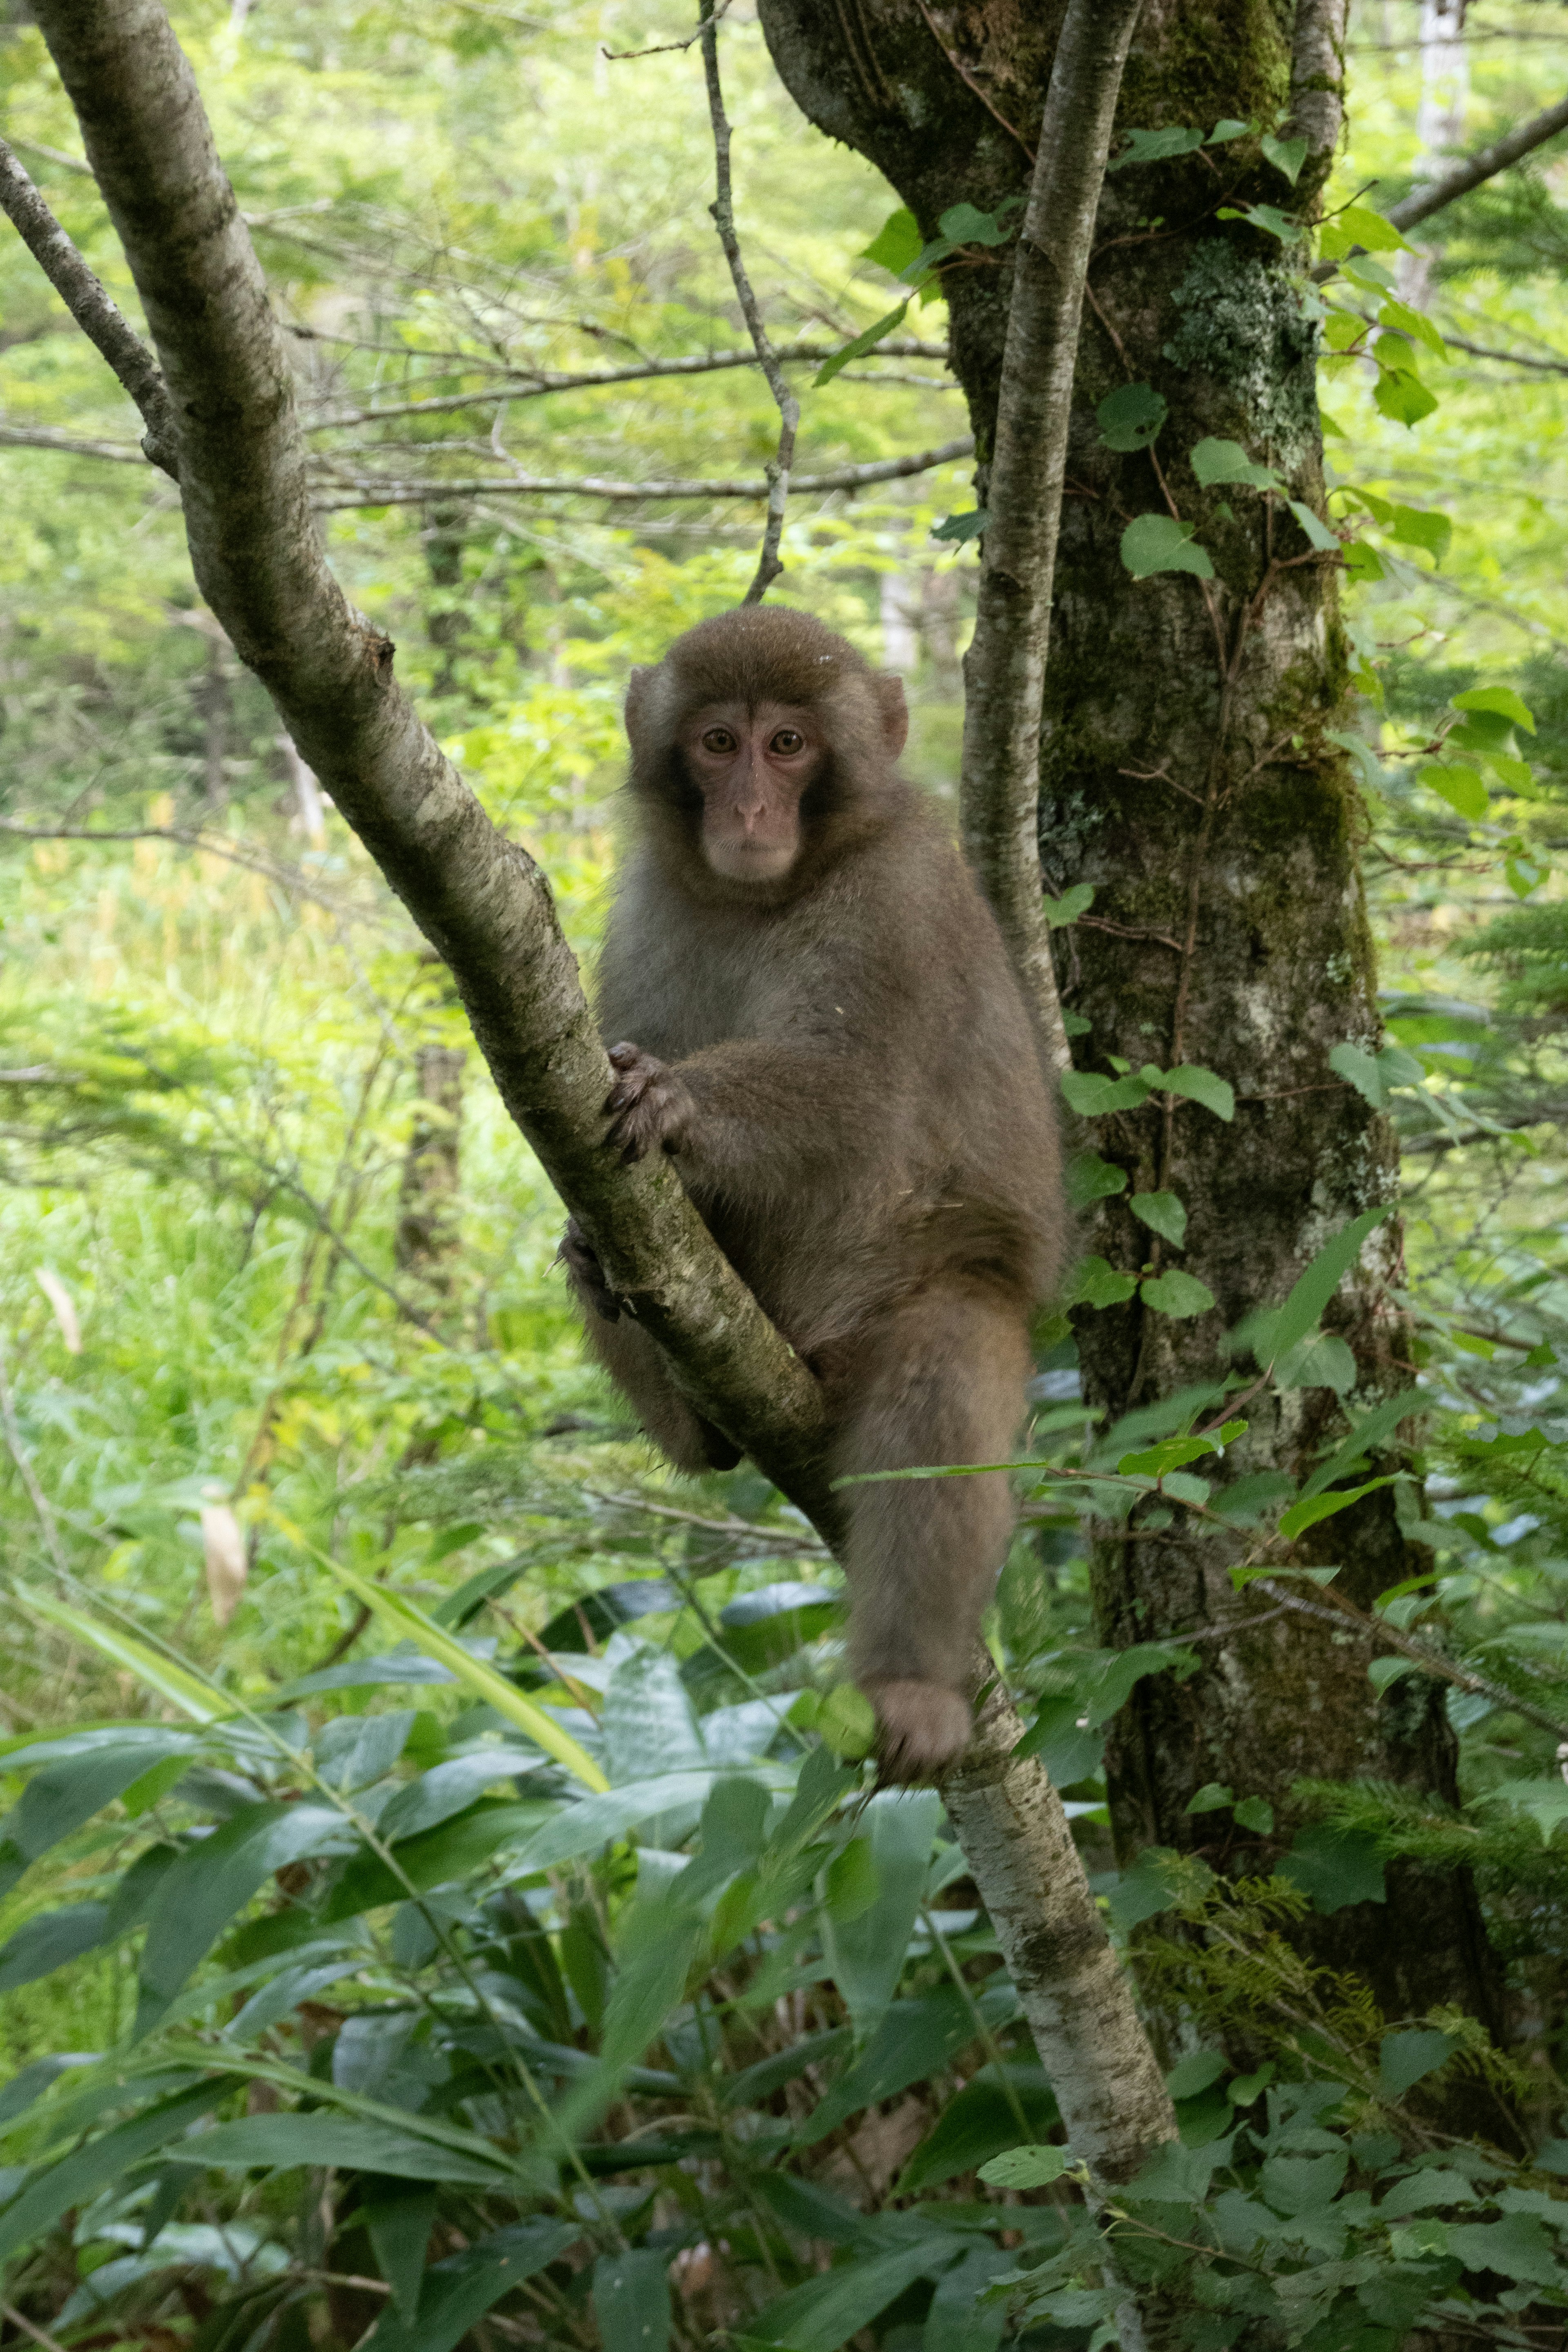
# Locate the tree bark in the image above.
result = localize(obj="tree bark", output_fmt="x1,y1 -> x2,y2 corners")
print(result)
18,0 -> 1183,2218
757,0 -> 1509,2069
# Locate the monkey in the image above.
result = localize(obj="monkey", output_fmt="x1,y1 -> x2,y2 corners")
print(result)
560,605 -> 1063,1780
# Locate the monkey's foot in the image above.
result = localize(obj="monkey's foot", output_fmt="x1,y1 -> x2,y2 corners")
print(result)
862,1679 -> 972,1784
559,1218 -> 620,1322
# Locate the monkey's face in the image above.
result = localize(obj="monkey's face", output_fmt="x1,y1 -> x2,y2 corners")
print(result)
677,698 -> 824,884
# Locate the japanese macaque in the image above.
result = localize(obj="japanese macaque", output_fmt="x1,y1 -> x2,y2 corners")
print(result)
561,606 -> 1063,1780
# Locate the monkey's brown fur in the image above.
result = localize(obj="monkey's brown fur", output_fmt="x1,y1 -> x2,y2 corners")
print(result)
563,606 -> 1063,1779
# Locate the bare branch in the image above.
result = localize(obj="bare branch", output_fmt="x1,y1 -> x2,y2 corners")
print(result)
310,437 -> 974,510
31,0 -> 831,1516
1443,334 -> 1568,375
958,0 -> 1144,1071
0,134 -> 176,473
699,0 -> 797,601
1311,89 -> 1568,283
0,422 -> 147,462
0,818 -> 389,923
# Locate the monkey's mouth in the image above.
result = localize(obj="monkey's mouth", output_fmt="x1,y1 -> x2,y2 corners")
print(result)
704,838 -> 797,882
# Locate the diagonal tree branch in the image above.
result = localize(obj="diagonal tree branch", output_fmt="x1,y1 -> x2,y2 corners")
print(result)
0,133 -> 176,473
958,0 -> 1144,1074
1311,88 -> 1568,285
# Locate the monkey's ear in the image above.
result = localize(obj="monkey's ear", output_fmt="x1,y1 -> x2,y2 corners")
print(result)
875,672 -> 910,760
624,664 -> 656,744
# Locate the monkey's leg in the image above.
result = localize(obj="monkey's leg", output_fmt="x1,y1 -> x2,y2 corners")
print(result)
561,1224 -> 740,1474
833,1282 -> 1030,1782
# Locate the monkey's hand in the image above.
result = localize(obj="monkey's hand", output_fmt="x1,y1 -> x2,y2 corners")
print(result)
604,1042 -> 695,1163
861,1679 -> 973,1786
559,1217 -> 620,1322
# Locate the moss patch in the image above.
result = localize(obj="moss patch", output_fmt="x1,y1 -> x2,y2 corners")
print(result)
1163,239 -> 1319,460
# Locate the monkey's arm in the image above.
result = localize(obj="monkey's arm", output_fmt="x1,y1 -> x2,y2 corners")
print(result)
604,1036 -> 882,1185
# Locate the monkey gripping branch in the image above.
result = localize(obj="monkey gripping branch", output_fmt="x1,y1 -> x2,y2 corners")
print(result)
11,0 -> 1179,2240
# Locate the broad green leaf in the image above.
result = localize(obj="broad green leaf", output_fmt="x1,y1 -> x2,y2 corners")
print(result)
978,2143 -> 1069,2188
1287,499 -> 1339,552
1216,201 -> 1303,242
1443,2214 -> 1559,2286
323,1797 -> 552,1920
1155,1064 -> 1236,1120
273,1649 -> 456,1702
1276,1331 -> 1357,1394
1107,1847 -> 1185,1932
1166,2049 -> 1225,2100
1234,1795 -> 1274,1833
1129,1190 -> 1186,1246
1373,360 -> 1438,427
718,1582 -> 843,1673
813,304 -> 909,386
931,508 -> 987,544
1118,1436 -> 1214,1477
20,1592 -> 223,1722
1277,1478 -> 1394,1539
1187,1782 -> 1234,1815
815,1682 -> 875,1759
1096,383 -> 1167,451
334,1567 -> 606,1791
1299,1388 -> 1422,1501
1065,1151 -> 1128,1210
1378,2028 -> 1455,2098
1266,1205 -> 1391,1364
1066,1255 -> 1139,1310
377,1754 -> 528,1843
1120,514 -> 1214,579
0,2080 -> 230,2265
1013,1695 -> 1104,1786
861,207 -> 923,276
822,1788 -> 942,2038
897,2064 -> 1059,2194
1191,437 -> 1281,490
1207,118 -> 1252,143
362,2221 -> 578,2352
1260,131 -> 1307,183
1141,1270 -> 1216,1319
1319,203 -> 1410,257
594,2249 -> 670,2352
1261,2149 -> 1348,2216
1388,501 -> 1451,560
603,1640 -> 705,1786
138,1802 -> 350,2031
1474,1778 -> 1568,1842
937,199 -> 1019,247
1278,1823 -> 1385,1913
1376,297 -> 1446,359
508,1770 -> 742,1877
1109,125 -> 1207,170
1060,1069 -> 1150,1116
1420,763 -> 1487,822
799,1981 -> 1018,2146
745,2236 -> 965,2350
1328,1040 -> 1385,1107
921,2243 -> 1013,2352
0,1902 -> 110,1991
0,1729 -> 197,1894
1042,882 -> 1094,928
1507,850 -> 1549,898
165,2112 -> 518,2185
1454,684 -> 1535,733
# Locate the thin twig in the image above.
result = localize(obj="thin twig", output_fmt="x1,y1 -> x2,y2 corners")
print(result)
699,0 -> 797,600
0,136 -> 177,474
2,2303 -> 72,2352
0,820 -> 389,926
603,0 -> 731,60
308,438 -> 973,511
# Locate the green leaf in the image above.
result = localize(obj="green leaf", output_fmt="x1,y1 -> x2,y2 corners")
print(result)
799,1980 -> 1019,2146
1042,883 -> 1094,928
1066,1256 -> 1139,1310
1107,1847 -> 1185,1932
978,2142 -> 1069,2188
1277,1332 -> 1358,1394
897,2065 -> 1059,2194
1507,851 -> 1548,898
1329,1041 -> 1384,1107
19,1592 -> 223,1723
1266,1205 -> 1391,1364
815,1681 -> 875,1759
1108,125 -> 1207,170
1443,2214 -> 1560,2287
1096,383 -> 1167,452
1207,118 -> 1252,143
1217,201 -> 1303,243
1278,1823 -> 1385,1913
1373,362 -> 1438,428
604,1641 -> 706,1785
937,199 -> 1020,247
860,207 -> 923,275
138,1802 -> 350,2032
1190,437 -> 1281,490
1140,1270 -> 1216,1319
1261,2148 -> 1348,2215
0,2080 -> 231,2265
1454,684 -> 1535,733
822,1789 -> 942,2037
1234,1795 -> 1274,1833
1278,1478 -> 1394,1539
931,508 -> 987,544
1118,1435 -> 1215,1477
1186,1782 -> 1235,1816
1388,503 -> 1451,562
1166,2049 -> 1225,2100
1474,1778 -> 1568,1842
1420,763 -> 1487,822
1120,514 -> 1214,579
1260,131 -> 1308,184
1129,1190 -> 1187,1247
1065,1152 -> 1128,1210
813,304 -> 909,386
744,2238 -> 965,2352
1061,1070 -> 1150,1116
0,1729 -> 197,1894
1319,203 -> 1410,257
334,1566 -> 606,1790
1376,297 -> 1446,359
1378,2028 -> 1455,2098
362,2223 -> 580,2352
165,2112 -> 518,2185
1156,1064 -> 1236,1120
1286,499 -> 1339,552
0,1902 -> 110,1991
921,2244 -> 1014,2352
362,2183 -> 436,2322
1012,1695 -> 1104,1786
594,2249 -> 670,2352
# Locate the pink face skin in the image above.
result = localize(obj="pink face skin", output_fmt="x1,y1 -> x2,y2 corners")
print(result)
679,699 -> 824,882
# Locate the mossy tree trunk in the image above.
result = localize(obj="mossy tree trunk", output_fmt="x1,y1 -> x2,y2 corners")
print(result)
758,0 -> 1509,2067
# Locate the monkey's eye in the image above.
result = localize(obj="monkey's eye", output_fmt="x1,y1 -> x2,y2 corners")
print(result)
770,729 -> 805,755
700,727 -> 738,754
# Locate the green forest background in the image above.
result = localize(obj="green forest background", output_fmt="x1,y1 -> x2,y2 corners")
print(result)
6,3 -> 1568,2348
